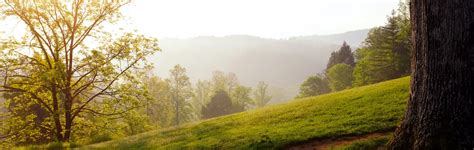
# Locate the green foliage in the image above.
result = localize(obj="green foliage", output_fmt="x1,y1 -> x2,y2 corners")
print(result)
83,77 -> 410,150
353,3 -> 411,86
326,42 -> 355,70
190,80 -> 212,120
211,71 -> 239,93
327,64 -> 354,91
231,85 -> 253,111
144,76 -> 174,128
253,81 -> 272,108
201,90 -> 235,119
0,0 -> 159,146
296,75 -> 330,98
192,71 -> 254,119
15,142 -> 81,150
166,65 -> 194,126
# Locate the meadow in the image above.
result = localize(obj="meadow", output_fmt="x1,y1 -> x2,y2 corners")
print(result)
82,77 -> 409,149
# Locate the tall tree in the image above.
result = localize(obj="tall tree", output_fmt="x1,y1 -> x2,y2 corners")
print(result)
353,5 -> 411,86
326,41 -> 355,70
144,76 -> 174,128
390,0 -> 474,149
230,85 -> 253,112
253,81 -> 272,108
166,65 -> 193,126
0,0 -> 159,142
191,80 -> 212,120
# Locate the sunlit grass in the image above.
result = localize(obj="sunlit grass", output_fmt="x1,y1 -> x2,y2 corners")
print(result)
82,77 -> 410,149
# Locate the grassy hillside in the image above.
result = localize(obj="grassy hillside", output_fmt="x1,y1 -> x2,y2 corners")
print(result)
84,77 -> 410,150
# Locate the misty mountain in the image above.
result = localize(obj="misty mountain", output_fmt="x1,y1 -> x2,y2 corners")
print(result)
150,29 -> 370,103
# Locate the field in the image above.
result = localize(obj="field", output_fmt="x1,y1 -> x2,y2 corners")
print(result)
79,77 -> 410,149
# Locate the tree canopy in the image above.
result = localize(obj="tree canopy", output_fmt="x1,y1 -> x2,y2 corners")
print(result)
327,64 -> 354,91
0,0 -> 159,143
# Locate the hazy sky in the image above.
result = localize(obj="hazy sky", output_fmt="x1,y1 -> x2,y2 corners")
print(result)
121,0 -> 400,39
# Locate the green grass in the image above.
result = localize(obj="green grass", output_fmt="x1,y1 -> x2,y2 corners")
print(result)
83,77 -> 410,150
13,142 -> 80,150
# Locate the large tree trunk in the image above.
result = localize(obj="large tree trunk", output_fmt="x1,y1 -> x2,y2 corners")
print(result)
390,0 -> 474,149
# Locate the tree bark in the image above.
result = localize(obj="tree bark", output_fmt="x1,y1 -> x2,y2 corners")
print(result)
63,90 -> 73,141
390,0 -> 474,149
51,86 -> 64,141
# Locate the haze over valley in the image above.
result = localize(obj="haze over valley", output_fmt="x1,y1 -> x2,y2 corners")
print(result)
152,29 -> 369,102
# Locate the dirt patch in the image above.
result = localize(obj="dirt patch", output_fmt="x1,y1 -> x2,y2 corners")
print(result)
285,131 -> 393,150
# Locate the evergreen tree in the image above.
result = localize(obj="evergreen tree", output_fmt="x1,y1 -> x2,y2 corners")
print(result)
326,41 -> 355,70
353,6 -> 411,86
201,90 -> 234,119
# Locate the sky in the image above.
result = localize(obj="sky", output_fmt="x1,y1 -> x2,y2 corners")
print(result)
120,0 -> 400,39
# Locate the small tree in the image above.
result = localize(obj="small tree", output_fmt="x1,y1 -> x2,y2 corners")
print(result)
296,75 -> 330,98
327,64 -> 354,91
201,90 -> 233,119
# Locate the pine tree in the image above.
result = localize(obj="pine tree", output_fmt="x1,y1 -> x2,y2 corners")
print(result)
353,7 -> 411,86
326,41 -> 355,70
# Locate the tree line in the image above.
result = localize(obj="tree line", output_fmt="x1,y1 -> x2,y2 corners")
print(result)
297,1 -> 411,98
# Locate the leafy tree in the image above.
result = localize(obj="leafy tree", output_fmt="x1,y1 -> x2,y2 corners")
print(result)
326,41 -> 355,70
211,71 -> 239,93
194,72 -> 252,119
190,80 -> 212,120
353,5 -> 411,86
327,64 -> 354,91
166,65 -> 193,126
0,0 -> 159,142
296,75 -> 330,98
201,90 -> 234,119
230,85 -> 253,112
253,81 -> 272,108
144,76 -> 174,128
209,71 -> 253,111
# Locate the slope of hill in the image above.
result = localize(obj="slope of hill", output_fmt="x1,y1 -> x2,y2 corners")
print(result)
84,77 -> 409,149
151,29 -> 370,103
